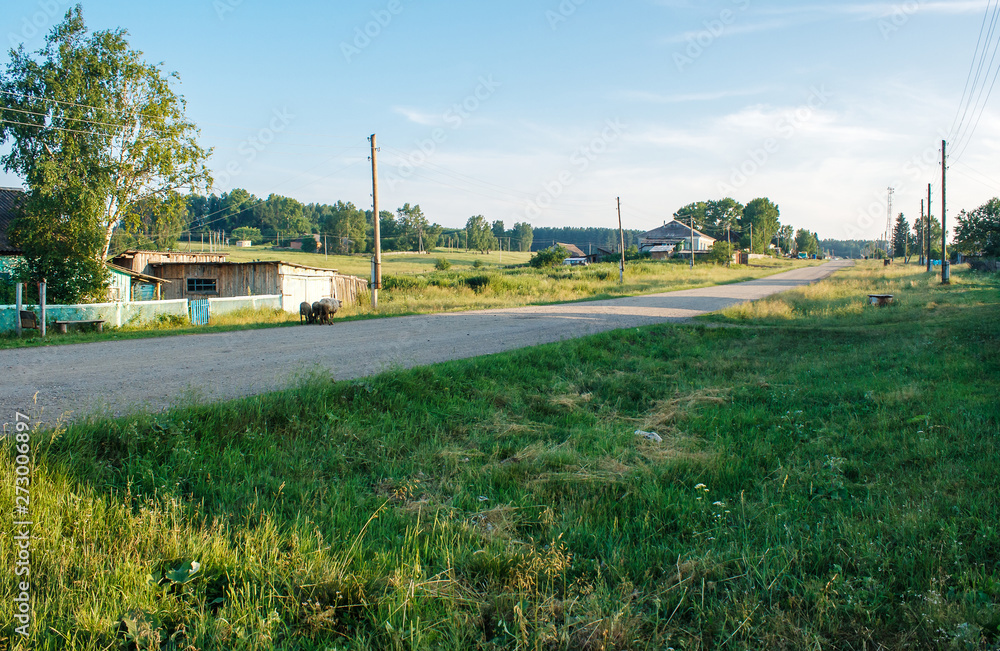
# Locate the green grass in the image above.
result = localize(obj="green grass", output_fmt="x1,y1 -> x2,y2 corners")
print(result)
220,245 -> 535,276
0,257 -> 817,350
3,262 -> 997,649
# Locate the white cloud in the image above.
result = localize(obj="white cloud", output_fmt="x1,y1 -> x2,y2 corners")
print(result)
392,107 -> 440,126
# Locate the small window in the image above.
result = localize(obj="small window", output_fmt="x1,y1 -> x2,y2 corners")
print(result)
187,278 -> 217,293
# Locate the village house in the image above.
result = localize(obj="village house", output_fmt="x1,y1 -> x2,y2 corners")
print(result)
640,220 -> 716,258
0,187 -> 25,278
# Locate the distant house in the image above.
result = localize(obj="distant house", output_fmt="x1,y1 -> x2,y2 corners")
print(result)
0,187 -> 25,277
288,234 -> 322,251
640,220 -> 716,253
556,242 -> 586,258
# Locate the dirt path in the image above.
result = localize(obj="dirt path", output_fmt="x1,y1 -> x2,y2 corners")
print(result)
1,260 -> 852,424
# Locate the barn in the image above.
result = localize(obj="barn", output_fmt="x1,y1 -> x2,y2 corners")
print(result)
148,260 -> 368,311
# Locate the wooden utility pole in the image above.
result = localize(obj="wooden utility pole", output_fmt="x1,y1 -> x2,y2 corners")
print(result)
15,283 -> 22,337
370,134 -> 382,306
689,216 -> 695,269
617,197 -> 625,284
927,183 -> 932,272
941,139 -> 949,284
920,199 -> 925,265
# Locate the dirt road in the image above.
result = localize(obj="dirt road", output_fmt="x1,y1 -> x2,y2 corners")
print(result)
1,260 -> 852,424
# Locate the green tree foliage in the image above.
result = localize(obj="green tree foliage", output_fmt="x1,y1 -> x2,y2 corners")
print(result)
529,245 -> 569,268
674,201 -> 709,231
231,226 -> 262,244
708,241 -> 734,264
396,203 -> 430,251
741,198 -> 781,253
795,228 -> 819,256
492,220 -> 506,242
465,215 -> 497,253
300,235 -> 318,253
705,198 -> 743,241
319,201 -> 367,254
258,194 -> 308,239
891,213 -> 910,260
955,197 -> 1000,257
216,189 -> 258,232
776,225 -> 795,254
0,7 -> 212,261
511,222 -> 533,252
913,215 -> 943,261
8,191 -> 108,302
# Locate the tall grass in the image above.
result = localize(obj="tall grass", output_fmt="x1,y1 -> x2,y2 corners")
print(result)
3,261 -> 997,648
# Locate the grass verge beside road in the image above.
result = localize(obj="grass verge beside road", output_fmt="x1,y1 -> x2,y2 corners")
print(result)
2,262 -> 997,649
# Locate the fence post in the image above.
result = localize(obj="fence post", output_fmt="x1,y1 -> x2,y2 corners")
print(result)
39,281 -> 46,338
15,283 -> 23,337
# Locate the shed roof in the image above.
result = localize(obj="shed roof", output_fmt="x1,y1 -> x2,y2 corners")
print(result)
0,187 -> 25,254
106,262 -> 172,284
150,259 -> 342,275
556,242 -> 586,257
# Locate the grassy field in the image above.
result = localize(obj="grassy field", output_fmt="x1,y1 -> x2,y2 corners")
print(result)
219,245 -> 534,277
2,261 -> 998,649
0,256 -> 816,350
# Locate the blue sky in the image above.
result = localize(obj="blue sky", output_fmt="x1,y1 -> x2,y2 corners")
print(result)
2,0 -> 999,239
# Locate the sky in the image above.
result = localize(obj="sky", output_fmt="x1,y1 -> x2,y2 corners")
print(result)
2,0 -> 1000,240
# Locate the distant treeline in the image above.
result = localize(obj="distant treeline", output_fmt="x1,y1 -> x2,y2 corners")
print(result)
529,227 -> 644,253
819,239 -> 877,259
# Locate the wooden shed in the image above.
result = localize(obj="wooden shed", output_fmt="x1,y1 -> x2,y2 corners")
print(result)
111,250 -> 228,276
149,260 -> 368,310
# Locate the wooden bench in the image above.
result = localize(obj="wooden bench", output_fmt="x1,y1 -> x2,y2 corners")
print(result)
867,294 -> 894,307
19,310 -> 39,331
54,319 -> 105,334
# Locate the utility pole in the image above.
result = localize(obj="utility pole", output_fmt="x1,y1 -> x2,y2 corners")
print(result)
689,216 -> 695,269
370,134 -> 382,307
927,183 -> 932,272
941,139 -> 949,284
617,197 -> 625,284
886,187 -> 894,258
920,199 -> 925,265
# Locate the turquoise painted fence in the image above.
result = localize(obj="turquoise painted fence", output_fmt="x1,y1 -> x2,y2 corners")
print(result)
1,294 -> 284,332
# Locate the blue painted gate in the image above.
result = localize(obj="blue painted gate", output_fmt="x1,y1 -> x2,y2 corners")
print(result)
189,299 -> 210,326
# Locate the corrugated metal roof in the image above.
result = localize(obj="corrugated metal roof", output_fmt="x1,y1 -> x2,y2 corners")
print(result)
0,187 -> 26,254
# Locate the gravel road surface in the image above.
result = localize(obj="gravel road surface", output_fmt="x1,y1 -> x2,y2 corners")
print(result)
1,260 -> 852,425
